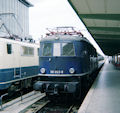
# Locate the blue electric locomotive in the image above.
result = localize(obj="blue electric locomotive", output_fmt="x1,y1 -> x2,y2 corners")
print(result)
34,27 -> 99,99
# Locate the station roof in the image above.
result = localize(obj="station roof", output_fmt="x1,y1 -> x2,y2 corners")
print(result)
68,0 -> 120,56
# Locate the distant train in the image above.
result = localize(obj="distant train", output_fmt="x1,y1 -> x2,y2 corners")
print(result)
34,27 -> 104,99
0,36 -> 39,94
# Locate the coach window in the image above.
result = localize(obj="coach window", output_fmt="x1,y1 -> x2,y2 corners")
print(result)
7,44 -> 12,54
29,47 -> 34,55
21,46 -> 34,56
22,46 -> 29,55
62,43 -> 75,56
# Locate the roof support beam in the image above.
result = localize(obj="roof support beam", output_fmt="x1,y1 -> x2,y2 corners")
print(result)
79,14 -> 120,20
93,34 -> 120,39
88,27 -> 120,32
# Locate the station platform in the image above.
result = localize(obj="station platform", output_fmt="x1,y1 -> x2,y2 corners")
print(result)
78,59 -> 120,113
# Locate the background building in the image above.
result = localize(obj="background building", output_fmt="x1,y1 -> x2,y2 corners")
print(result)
0,0 -> 32,38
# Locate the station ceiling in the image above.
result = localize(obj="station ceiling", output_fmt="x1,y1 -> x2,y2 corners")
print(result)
68,0 -> 120,56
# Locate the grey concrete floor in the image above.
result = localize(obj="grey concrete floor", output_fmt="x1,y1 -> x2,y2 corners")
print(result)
78,60 -> 120,113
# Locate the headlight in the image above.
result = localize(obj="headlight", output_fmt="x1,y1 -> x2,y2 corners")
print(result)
69,68 -> 75,74
40,68 -> 46,74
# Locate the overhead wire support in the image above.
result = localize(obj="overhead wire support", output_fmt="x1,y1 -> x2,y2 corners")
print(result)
0,13 -> 23,37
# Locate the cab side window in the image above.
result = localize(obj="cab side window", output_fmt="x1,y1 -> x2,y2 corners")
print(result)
7,44 -> 12,54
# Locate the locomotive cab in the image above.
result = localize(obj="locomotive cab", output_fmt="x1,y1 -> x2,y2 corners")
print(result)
40,41 -> 76,75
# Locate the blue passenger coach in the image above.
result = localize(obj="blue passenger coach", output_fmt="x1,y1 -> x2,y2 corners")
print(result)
34,27 -> 99,99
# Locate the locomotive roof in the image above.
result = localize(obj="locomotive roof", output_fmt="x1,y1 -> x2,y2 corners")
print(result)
40,34 -> 90,43
0,37 -> 39,47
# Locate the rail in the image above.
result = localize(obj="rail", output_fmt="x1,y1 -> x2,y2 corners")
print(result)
66,105 -> 74,113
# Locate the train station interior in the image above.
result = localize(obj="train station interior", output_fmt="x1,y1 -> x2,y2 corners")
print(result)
0,0 -> 120,112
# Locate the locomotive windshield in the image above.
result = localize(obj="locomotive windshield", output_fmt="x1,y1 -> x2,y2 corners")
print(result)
42,43 -> 52,56
62,43 -> 75,56
42,42 -> 75,56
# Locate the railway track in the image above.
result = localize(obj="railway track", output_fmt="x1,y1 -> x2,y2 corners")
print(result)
20,96 -> 49,113
35,101 -> 80,113
37,103 -> 72,113
0,91 -> 45,112
19,95 -> 81,113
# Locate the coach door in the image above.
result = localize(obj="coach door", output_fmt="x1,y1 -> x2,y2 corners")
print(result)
14,68 -> 21,78
13,43 -> 21,78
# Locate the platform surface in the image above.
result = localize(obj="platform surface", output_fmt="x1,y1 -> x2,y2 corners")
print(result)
78,59 -> 120,113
